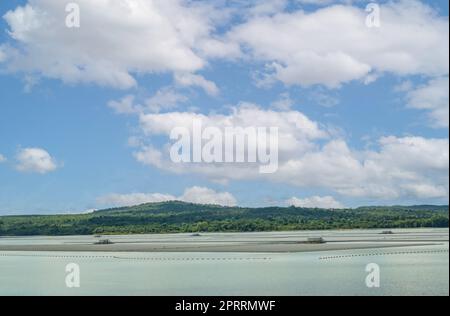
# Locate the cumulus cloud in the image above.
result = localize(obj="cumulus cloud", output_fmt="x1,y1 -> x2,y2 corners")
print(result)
286,196 -> 344,209
1,0 -> 230,89
108,88 -> 188,115
2,0 -> 447,92
405,77 -> 449,128
180,186 -> 237,206
271,93 -> 294,111
145,87 -> 188,113
229,0 -> 449,88
135,103 -> 328,178
130,103 -> 449,201
97,186 -> 237,207
107,95 -> 141,115
309,88 -> 340,107
15,148 -> 58,174
139,103 -> 326,141
174,73 -> 220,96
0,154 -> 6,163
3,0 -> 448,205
0,45 -> 7,62
276,137 -> 449,199
97,192 -> 177,208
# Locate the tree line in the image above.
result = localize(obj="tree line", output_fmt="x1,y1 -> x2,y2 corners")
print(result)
0,202 -> 448,236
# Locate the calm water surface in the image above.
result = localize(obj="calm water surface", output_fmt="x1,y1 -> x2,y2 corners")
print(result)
0,231 -> 448,296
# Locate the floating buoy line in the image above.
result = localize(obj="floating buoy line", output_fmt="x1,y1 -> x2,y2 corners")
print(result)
0,253 -> 272,262
319,249 -> 449,260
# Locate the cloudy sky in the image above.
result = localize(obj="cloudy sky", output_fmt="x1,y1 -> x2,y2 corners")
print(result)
0,0 -> 448,214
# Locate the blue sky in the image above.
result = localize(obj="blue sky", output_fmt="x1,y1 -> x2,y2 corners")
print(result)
0,0 -> 448,214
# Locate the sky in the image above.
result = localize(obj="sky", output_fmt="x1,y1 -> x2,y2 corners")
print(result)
0,0 -> 448,214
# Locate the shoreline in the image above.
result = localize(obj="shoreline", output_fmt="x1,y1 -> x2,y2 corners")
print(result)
0,227 -> 448,239
0,242 -> 445,253
1,228 -> 448,253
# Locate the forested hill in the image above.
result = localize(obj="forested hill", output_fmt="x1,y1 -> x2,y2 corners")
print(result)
0,202 -> 448,236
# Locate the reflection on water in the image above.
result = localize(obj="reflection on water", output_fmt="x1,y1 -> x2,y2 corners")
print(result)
0,244 -> 448,296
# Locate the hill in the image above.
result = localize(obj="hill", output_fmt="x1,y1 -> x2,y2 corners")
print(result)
0,202 -> 448,236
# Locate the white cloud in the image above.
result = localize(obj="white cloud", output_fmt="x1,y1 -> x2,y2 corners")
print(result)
286,196 -> 344,209
107,95 -> 141,115
2,0 -> 447,205
0,154 -> 6,163
145,87 -> 188,113
15,148 -> 58,174
1,0 -> 229,89
406,77 -> 449,128
180,186 -> 237,206
394,80 -> 414,93
229,1 -> 449,88
108,88 -> 188,115
277,137 -> 449,200
2,1 -> 447,92
175,73 -> 220,96
246,0 -> 289,17
0,45 -> 6,62
82,208 -> 98,214
136,103 -> 327,177
309,88 -> 340,107
139,103 -> 326,141
271,93 -> 294,110
97,186 -> 237,207
131,104 -> 448,201
97,192 -> 177,208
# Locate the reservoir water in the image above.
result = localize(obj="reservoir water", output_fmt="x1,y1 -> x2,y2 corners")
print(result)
0,229 -> 448,296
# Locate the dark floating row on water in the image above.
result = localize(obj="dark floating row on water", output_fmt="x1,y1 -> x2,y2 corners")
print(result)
0,253 -> 272,261
319,249 -> 449,260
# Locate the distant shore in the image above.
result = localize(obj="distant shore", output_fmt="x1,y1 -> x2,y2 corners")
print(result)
1,228 -> 448,253
0,242 -> 445,253
1,202 -> 447,236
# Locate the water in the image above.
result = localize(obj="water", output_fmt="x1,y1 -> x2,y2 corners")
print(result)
0,230 -> 448,296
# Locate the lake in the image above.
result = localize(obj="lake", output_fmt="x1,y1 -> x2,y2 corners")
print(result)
0,229 -> 448,296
